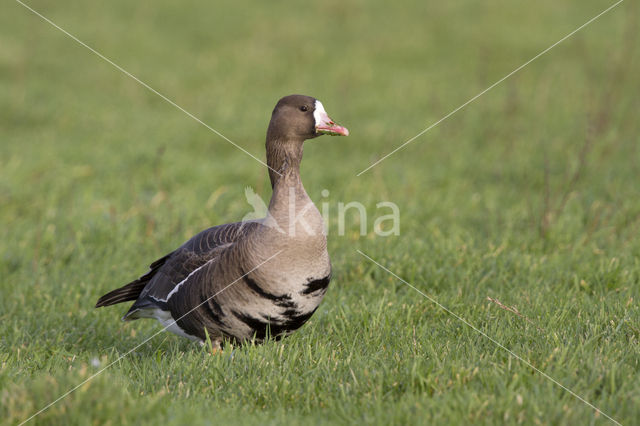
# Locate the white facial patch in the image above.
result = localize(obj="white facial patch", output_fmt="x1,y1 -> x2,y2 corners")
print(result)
313,100 -> 328,126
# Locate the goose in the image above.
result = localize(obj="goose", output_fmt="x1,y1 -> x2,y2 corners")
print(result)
95,95 -> 349,349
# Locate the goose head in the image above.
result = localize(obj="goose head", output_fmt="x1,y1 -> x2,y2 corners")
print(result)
267,95 -> 349,142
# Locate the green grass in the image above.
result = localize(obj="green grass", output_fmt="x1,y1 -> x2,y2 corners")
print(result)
2,0 -> 639,424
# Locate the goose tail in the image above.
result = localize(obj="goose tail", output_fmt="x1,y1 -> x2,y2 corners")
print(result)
95,253 -> 172,308
95,279 -> 148,308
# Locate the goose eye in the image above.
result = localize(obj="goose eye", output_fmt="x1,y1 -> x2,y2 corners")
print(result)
299,105 -> 308,112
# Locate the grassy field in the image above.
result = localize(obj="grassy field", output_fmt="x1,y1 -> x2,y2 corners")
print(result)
2,0 -> 639,424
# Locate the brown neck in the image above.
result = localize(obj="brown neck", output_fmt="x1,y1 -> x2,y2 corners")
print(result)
266,137 -> 303,189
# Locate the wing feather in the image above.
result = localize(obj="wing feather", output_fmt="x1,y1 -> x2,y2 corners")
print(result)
120,221 -> 259,318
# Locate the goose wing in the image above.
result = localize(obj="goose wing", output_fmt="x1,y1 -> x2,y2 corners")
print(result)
95,221 -> 259,318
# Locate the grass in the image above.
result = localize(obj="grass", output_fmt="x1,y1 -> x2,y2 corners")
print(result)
1,0 -> 639,424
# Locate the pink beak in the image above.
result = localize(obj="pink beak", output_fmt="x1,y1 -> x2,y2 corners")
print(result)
315,110 -> 349,136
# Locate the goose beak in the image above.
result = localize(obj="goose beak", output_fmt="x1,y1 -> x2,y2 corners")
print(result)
315,117 -> 349,136
314,100 -> 349,136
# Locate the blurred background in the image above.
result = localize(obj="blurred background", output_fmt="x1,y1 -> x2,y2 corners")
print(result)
1,0 -> 639,423
2,0 -> 638,246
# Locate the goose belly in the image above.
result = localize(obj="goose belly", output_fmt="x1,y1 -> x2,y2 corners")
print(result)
138,307 -> 204,343
224,256 -> 331,342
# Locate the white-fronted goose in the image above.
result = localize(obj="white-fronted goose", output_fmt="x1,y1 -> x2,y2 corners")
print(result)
95,95 -> 349,348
